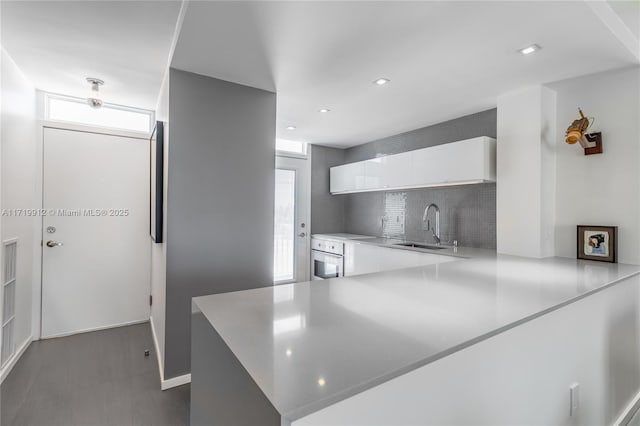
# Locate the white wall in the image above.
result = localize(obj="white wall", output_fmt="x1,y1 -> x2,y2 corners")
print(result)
540,89 -> 558,258
496,86 -> 556,258
150,69 -> 168,379
0,48 -> 37,375
549,67 -> 640,265
293,273 -> 640,426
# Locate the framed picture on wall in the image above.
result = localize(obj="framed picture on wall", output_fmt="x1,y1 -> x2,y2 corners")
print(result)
150,121 -> 164,243
577,225 -> 617,263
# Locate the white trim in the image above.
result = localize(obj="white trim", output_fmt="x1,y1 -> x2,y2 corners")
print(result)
150,316 -> 165,385
150,316 -> 192,390
612,389 -> 640,426
41,121 -> 150,140
2,237 -> 18,246
0,336 -> 32,383
165,0 -> 190,71
161,373 -> 191,391
276,151 -> 308,160
40,318 -> 148,340
302,150 -> 312,281
32,123 -> 44,341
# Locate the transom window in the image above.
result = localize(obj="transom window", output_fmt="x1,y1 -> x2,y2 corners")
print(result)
45,94 -> 154,133
276,139 -> 307,156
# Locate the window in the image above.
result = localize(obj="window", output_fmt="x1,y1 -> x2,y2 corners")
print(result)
45,94 -> 154,133
274,168 -> 296,282
276,139 -> 307,156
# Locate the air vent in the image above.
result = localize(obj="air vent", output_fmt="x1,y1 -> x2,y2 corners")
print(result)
2,239 -> 17,367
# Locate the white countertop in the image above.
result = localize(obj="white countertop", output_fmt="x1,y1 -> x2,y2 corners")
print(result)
349,236 -> 496,258
311,233 -> 376,241
192,255 -> 640,422
311,233 -> 496,259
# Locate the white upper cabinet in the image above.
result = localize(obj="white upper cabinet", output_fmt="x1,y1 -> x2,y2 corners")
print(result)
362,158 -> 382,190
411,137 -> 496,186
381,151 -> 413,189
330,137 -> 496,194
330,161 -> 365,193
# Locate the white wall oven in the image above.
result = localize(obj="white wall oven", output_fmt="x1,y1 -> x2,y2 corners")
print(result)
311,237 -> 344,280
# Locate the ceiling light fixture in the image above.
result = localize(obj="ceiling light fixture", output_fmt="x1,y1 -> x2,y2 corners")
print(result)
286,126 -> 296,130
373,78 -> 390,86
319,108 -> 330,113
519,44 -> 541,55
86,77 -> 104,108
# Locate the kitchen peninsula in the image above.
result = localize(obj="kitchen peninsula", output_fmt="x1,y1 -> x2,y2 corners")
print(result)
191,253 -> 640,426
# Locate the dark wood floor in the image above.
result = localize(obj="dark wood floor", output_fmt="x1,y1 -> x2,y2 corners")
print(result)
1,322 -> 189,426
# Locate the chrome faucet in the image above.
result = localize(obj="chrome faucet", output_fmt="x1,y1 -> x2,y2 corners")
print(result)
423,203 -> 441,245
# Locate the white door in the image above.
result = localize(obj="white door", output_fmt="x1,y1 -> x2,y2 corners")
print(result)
41,128 -> 150,338
274,156 -> 310,284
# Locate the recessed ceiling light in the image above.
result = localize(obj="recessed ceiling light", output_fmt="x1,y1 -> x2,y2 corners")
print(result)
286,126 -> 296,130
318,377 -> 326,386
519,44 -> 541,55
373,78 -> 390,86
319,108 -> 331,113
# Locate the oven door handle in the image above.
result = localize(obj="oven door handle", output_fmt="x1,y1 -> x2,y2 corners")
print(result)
312,251 -> 342,262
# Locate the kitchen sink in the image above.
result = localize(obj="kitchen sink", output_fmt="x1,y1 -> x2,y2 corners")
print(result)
393,243 -> 448,250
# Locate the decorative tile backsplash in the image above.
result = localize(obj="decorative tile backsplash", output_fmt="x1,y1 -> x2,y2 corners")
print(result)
312,109 -> 497,248
383,192 -> 406,237
344,183 -> 496,249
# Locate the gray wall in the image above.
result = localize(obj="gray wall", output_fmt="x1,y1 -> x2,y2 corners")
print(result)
311,109 -> 497,248
165,69 -> 276,379
344,109 -> 497,162
344,184 -> 496,248
310,145 -> 345,234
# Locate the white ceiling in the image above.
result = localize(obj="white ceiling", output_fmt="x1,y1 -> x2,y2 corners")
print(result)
609,0 -> 640,39
2,1 -> 638,147
172,1 -> 640,147
1,1 -> 181,110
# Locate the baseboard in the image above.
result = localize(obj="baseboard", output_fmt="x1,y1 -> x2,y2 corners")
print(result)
161,373 -> 191,390
150,316 -> 191,390
613,389 -> 640,426
0,336 -> 32,384
41,318 -> 149,339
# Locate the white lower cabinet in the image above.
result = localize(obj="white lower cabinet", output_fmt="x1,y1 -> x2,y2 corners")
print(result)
344,242 -> 457,277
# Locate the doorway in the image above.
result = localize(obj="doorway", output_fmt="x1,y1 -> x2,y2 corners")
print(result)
40,127 -> 150,338
274,155 -> 310,284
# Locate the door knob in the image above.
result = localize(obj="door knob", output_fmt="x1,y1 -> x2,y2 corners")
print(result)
46,240 -> 63,248
298,232 -> 306,237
